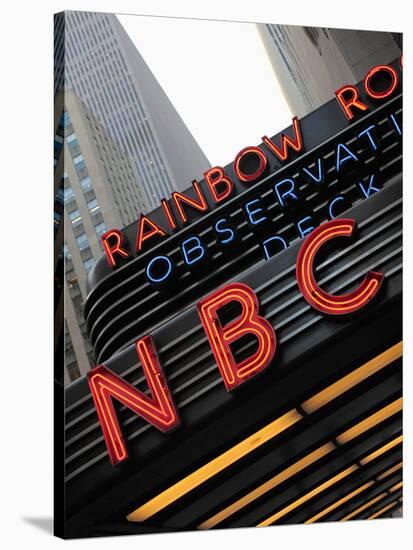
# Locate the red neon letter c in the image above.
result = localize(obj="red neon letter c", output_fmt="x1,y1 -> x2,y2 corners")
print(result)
198,282 -> 276,391
296,218 -> 384,315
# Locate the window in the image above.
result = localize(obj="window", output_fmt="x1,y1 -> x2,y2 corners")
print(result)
64,187 -> 75,203
95,222 -> 106,238
72,154 -> 85,170
83,257 -> 95,272
73,222 -> 85,237
87,198 -> 99,212
84,189 -> 96,203
69,209 -> 81,222
91,211 -> 104,226
76,233 -> 89,251
65,199 -> 78,213
80,176 -> 91,191
61,111 -> 71,127
55,187 -> 64,205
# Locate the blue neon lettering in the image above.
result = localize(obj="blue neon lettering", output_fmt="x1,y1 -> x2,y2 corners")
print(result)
358,174 -> 379,199
214,218 -> 235,244
245,199 -> 267,225
328,195 -> 345,219
181,236 -> 205,265
390,113 -> 402,136
274,178 -> 298,207
146,255 -> 173,283
336,143 -> 359,172
302,157 -> 324,184
262,235 -> 288,260
358,125 -> 379,152
297,216 -> 315,239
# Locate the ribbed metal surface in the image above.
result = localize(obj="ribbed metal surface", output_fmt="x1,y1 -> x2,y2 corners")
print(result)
64,175 -> 402,536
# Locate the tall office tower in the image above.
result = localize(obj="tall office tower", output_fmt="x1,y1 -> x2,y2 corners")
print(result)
57,11 -> 211,211
55,90 -> 147,384
258,24 -> 401,118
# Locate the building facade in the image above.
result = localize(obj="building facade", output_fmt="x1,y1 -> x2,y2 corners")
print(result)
55,90 -> 147,384
258,24 -> 401,118
56,11 -> 211,211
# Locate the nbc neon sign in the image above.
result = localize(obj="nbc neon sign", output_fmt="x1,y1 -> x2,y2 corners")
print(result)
88,218 -> 384,466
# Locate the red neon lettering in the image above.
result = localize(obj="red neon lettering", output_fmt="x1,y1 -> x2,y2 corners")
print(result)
197,282 -> 276,391
262,116 -> 303,162
172,180 -> 209,224
364,64 -> 399,100
204,166 -> 234,203
234,146 -> 268,183
161,198 -> 177,230
101,229 -> 129,268
87,335 -> 180,466
136,215 -> 167,253
335,85 -> 369,120
296,218 -> 384,315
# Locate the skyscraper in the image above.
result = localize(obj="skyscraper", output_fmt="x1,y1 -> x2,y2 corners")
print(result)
58,11 -> 211,211
55,90 -> 147,384
258,24 -> 401,118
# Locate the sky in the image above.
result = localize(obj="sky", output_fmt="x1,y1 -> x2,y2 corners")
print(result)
117,14 -> 292,168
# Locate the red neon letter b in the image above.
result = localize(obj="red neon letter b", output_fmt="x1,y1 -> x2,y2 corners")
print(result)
198,282 -> 276,391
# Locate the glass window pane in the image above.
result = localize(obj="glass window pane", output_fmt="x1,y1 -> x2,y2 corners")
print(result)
69,209 -> 81,222
80,176 -> 92,190
95,222 -> 106,238
83,257 -> 95,272
76,233 -> 89,251
87,198 -> 99,211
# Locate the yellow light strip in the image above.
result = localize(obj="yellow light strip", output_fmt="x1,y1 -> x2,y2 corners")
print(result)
302,343 -> 402,413
199,443 -> 335,529
305,481 -> 374,524
256,431 -> 401,527
342,480 -> 402,521
389,481 -> 403,493
340,492 -> 387,521
200,408 -> 402,528
257,466 -> 358,526
377,462 -> 402,480
360,436 -> 403,465
336,399 -> 402,444
127,343 -> 402,523
368,500 -> 400,520
127,409 -> 301,522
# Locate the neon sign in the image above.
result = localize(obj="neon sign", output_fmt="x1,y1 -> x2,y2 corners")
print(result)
88,218 -> 385,465
99,61 -> 402,290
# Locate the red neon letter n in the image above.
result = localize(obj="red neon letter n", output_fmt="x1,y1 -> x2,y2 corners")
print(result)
87,336 -> 179,466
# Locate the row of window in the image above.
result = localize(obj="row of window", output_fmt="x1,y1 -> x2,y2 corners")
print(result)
64,121 -> 106,248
